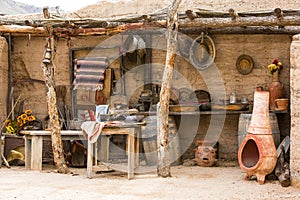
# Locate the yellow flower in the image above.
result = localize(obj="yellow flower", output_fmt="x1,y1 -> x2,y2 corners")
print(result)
5,119 -> 11,127
6,125 -> 14,134
268,64 -> 278,74
6,121 -> 20,134
21,113 -> 28,119
268,59 -> 284,75
23,119 -> 27,124
17,116 -> 22,123
25,109 -> 32,115
28,115 -> 36,121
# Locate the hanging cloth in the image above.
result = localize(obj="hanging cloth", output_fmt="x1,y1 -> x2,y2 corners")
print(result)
73,57 -> 108,91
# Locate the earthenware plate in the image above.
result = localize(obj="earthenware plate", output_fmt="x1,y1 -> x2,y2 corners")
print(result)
236,54 -> 254,75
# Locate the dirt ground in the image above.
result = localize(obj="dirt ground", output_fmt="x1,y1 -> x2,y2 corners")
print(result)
1,164 -> 300,200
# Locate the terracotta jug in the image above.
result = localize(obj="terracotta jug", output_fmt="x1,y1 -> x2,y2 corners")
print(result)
268,71 -> 283,110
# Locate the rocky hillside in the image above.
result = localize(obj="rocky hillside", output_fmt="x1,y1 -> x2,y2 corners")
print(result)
0,0 -> 44,15
74,0 -> 300,18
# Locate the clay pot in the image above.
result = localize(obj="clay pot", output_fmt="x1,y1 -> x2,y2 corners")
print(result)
275,98 -> 289,111
268,71 -> 283,110
238,91 -> 277,184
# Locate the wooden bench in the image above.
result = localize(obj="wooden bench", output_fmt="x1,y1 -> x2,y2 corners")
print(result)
21,130 -> 83,171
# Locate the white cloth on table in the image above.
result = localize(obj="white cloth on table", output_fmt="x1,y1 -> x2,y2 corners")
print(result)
81,121 -> 113,143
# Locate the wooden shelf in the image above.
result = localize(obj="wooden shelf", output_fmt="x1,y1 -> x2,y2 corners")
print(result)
139,110 -> 288,116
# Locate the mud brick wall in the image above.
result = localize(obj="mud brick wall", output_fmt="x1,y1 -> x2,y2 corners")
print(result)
151,33 -> 291,161
0,37 -> 8,123
6,33 -> 291,163
290,34 -> 300,187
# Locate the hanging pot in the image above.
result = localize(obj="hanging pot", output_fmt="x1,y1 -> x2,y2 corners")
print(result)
122,34 -> 146,71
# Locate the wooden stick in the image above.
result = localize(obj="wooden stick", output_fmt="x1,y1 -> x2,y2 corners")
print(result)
1,153 -> 11,168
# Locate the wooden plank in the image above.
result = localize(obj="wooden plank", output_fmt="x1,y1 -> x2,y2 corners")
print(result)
277,136 -> 290,157
31,136 -> 43,171
101,128 -> 130,135
103,68 -> 112,99
25,135 -> 83,141
21,130 -> 82,136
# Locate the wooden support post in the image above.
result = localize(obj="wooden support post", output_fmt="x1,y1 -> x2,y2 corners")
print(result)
157,0 -> 181,178
40,7 -> 69,174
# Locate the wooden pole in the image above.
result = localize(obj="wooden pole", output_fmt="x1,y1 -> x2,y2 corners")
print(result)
157,0 -> 181,178
41,8 -> 69,174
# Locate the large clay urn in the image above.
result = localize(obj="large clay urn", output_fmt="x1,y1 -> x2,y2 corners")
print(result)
268,71 -> 284,110
238,91 -> 277,184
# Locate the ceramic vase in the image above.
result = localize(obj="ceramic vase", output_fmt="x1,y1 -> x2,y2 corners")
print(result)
268,71 -> 283,111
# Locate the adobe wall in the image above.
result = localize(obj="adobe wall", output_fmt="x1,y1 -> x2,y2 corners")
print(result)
9,33 -> 291,161
290,34 -> 300,188
0,37 -> 8,124
151,33 -> 291,161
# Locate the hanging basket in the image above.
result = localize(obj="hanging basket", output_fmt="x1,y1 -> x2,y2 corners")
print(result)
189,34 -> 216,70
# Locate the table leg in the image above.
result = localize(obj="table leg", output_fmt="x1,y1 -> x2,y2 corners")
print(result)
134,127 -> 140,168
128,128 -> 135,180
31,136 -> 43,171
87,141 -> 94,178
24,136 -> 31,169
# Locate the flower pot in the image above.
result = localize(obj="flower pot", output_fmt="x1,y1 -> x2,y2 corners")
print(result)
268,71 -> 283,110
275,98 -> 289,111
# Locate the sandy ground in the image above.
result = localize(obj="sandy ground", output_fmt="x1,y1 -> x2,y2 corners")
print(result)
0,164 -> 300,200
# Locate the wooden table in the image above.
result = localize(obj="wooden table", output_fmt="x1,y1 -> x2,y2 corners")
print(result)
21,122 -> 144,180
87,122 -> 143,180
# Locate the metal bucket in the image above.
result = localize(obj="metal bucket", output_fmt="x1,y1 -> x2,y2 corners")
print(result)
238,113 -> 280,148
141,116 -> 181,166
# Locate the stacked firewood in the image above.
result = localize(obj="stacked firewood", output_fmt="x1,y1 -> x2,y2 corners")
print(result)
275,145 -> 290,187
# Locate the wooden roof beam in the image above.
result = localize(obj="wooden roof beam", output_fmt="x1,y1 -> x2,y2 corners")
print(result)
179,15 -> 300,29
